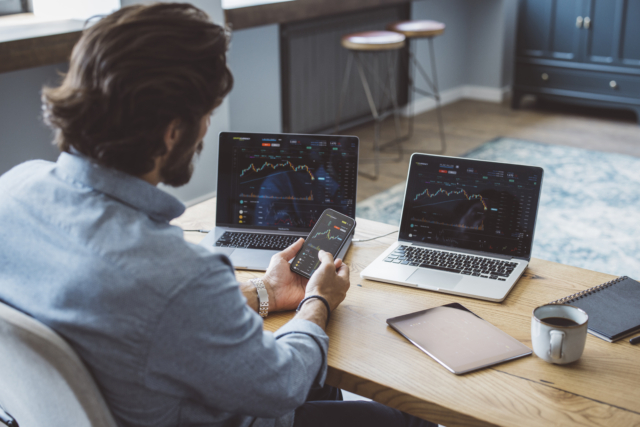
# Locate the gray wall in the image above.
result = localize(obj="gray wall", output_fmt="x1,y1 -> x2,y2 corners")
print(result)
465,0 -> 505,88
0,63 -> 65,175
500,0 -> 519,88
227,24 -> 282,133
411,0 -> 469,92
411,0 -> 518,92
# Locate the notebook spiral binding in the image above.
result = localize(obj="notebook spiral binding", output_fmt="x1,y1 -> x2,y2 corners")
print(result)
549,276 -> 628,305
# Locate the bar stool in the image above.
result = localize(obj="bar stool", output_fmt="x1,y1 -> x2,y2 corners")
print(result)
387,20 -> 446,153
335,31 -> 406,180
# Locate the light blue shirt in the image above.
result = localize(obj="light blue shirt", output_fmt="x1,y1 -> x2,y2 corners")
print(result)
0,152 -> 328,427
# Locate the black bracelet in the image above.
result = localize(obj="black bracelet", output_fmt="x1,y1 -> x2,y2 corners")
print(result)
297,295 -> 331,327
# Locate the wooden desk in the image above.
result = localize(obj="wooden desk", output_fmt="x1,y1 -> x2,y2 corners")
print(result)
173,198 -> 640,427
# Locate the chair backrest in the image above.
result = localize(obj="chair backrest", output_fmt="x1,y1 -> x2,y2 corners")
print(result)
0,301 -> 118,427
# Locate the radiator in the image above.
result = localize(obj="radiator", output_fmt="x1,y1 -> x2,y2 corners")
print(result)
281,4 -> 410,134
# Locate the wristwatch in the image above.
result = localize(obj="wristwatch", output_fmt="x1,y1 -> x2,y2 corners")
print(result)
250,278 -> 269,318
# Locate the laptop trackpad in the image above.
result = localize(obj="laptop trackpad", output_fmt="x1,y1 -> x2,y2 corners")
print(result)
231,249 -> 276,269
211,247 -> 235,257
407,269 -> 463,290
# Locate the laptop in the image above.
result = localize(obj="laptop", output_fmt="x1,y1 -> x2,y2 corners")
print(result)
200,132 -> 359,270
361,153 -> 543,302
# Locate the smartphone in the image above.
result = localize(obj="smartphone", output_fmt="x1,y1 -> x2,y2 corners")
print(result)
290,209 -> 356,279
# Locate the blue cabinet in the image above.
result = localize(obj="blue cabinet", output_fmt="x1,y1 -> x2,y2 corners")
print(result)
513,0 -> 640,123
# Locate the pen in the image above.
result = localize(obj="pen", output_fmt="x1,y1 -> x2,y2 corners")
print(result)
630,335 -> 640,345
0,403 -> 18,427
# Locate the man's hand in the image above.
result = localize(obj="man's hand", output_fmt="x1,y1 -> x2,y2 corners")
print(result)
304,250 -> 350,311
293,250 -> 350,330
261,238 -> 344,312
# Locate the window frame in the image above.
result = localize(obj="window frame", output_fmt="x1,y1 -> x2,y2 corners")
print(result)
0,0 -> 29,17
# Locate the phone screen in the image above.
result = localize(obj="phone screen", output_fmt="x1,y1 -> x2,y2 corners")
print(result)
291,209 -> 356,278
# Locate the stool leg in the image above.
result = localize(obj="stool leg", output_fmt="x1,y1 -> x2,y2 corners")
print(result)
407,39 -> 415,141
367,50 -> 405,159
409,40 -> 447,154
334,53 -> 354,134
428,37 -> 446,153
354,52 -> 380,180
385,51 -> 403,161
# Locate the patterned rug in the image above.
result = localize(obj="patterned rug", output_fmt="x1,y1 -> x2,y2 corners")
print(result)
356,138 -> 640,278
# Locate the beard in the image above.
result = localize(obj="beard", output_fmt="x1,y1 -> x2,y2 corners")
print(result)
160,129 -> 204,187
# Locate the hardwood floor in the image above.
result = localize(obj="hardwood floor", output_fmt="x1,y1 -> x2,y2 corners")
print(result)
346,98 -> 640,202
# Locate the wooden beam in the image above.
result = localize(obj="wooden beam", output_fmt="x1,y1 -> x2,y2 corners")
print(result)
0,31 -> 80,73
225,0 -> 411,31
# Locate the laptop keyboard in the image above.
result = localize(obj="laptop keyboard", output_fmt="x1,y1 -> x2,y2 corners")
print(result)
384,245 -> 518,281
215,232 -> 305,250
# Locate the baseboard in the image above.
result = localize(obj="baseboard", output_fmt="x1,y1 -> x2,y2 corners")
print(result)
405,85 -> 511,117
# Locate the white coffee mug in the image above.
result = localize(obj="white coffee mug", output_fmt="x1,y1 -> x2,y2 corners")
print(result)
531,304 -> 589,364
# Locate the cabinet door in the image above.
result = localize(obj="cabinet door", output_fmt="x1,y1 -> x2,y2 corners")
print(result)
517,0 -> 554,57
583,0 -> 623,64
548,0 -> 587,61
620,0 -> 640,67
517,0 -> 587,61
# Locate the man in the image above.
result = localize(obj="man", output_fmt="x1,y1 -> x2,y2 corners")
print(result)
0,4 -> 434,427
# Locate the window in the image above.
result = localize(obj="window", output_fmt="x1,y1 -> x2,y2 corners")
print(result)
31,0 -> 119,21
0,0 -> 28,17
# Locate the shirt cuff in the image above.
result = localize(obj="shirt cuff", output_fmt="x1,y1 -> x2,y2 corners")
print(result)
274,319 -> 329,387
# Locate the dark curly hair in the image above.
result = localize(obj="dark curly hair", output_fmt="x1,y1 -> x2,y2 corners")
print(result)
42,3 -> 233,177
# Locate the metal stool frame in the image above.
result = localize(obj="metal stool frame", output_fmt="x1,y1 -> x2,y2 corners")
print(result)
335,49 -> 405,180
402,36 -> 446,154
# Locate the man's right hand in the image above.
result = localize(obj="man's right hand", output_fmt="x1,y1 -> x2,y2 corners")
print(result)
305,250 -> 350,311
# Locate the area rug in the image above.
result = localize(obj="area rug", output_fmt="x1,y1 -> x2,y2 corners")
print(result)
355,138 -> 640,278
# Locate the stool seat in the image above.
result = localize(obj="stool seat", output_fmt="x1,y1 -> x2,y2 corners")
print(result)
387,20 -> 445,38
341,31 -> 406,51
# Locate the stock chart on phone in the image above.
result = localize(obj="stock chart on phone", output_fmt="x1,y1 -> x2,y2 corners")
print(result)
293,211 -> 355,277
217,133 -> 358,232
400,156 -> 543,258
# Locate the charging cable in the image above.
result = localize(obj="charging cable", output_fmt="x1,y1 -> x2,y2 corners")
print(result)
352,230 -> 398,242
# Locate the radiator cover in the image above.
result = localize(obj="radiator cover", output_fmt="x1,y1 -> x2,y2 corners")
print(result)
281,5 -> 410,134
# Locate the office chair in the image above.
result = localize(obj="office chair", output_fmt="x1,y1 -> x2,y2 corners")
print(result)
0,301 -> 117,427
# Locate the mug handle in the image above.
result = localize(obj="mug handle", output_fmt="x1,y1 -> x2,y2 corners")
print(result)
549,330 -> 565,360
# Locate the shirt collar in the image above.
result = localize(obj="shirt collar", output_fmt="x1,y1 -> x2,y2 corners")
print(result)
55,151 -> 186,222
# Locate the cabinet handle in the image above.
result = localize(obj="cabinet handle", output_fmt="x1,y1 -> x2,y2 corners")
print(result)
541,73 -> 549,81
584,16 -> 591,29
576,16 -> 583,28
610,80 -> 618,89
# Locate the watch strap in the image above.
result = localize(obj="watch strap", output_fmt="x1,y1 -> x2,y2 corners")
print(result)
251,278 -> 269,318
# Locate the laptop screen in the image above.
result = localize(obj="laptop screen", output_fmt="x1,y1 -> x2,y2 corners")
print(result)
399,154 -> 543,259
216,132 -> 359,232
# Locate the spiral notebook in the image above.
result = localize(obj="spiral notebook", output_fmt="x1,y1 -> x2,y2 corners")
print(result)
549,276 -> 640,342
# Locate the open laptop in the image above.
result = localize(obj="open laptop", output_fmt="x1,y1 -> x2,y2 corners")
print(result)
200,132 -> 359,270
361,153 -> 543,302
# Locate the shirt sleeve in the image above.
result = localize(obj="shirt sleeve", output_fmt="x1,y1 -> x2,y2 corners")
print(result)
143,254 -> 329,419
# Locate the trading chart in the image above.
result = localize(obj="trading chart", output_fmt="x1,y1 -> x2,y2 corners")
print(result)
400,158 -> 542,258
217,134 -> 358,231
292,211 -> 355,277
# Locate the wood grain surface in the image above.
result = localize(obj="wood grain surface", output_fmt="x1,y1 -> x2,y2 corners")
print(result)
0,32 -> 80,73
349,99 -> 640,202
0,15 -> 83,73
173,197 -> 640,427
225,0 -> 411,30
